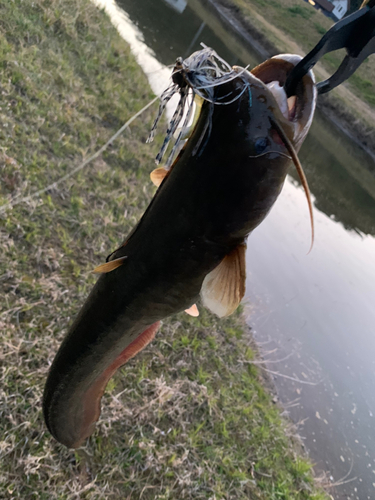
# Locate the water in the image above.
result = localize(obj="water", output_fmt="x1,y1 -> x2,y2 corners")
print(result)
97,0 -> 375,497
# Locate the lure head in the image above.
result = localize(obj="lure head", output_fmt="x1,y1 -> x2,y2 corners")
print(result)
171,57 -> 186,88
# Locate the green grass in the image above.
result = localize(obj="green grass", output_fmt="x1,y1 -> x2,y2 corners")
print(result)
0,0 -> 329,498
287,5 -> 313,19
349,72 -> 375,106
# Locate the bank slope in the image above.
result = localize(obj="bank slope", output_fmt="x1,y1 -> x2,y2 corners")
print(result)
206,0 -> 375,157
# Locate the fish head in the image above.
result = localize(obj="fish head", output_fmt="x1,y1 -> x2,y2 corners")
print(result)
215,55 -> 316,245
245,54 -> 317,152
248,54 -> 316,247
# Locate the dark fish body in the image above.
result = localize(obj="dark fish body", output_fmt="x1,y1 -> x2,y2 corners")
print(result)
43,58 -> 316,448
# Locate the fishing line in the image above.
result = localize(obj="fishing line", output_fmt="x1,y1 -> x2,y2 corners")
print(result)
0,96 -> 159,214
196,82 -> 250,106
0,47 -> 246,212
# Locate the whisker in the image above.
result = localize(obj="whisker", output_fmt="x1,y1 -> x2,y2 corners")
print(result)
270,117 -> 315,252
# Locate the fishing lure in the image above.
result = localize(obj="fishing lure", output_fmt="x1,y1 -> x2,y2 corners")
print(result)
43,48 -> 316,448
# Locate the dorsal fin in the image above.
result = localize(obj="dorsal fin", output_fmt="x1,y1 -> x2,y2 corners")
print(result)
92,256 -> 127,274
201,243 -> 246,318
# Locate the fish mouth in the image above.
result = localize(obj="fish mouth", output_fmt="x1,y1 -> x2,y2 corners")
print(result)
250,54 -> 317,150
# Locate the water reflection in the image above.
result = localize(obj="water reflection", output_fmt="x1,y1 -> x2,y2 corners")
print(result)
117,0 -> 234,65
245,179 -> 375,499
297,114 -> 375,236
163,0 -> 187,15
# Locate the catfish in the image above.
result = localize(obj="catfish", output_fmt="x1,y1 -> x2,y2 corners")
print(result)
43,51 -> 316,448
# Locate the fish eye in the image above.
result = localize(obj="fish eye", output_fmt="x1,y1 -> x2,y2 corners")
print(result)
254,137 -> 268,154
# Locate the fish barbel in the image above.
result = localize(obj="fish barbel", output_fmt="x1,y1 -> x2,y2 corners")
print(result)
43,50 -> 316,448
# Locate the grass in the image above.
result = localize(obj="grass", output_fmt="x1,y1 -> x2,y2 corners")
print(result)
0,0 -> 329,498
227,0 -> 375,111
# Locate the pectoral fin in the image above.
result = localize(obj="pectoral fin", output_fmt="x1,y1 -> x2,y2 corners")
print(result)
93,256 -> 127,274
185,304 -> 199,317
150,167 -> 168,187
201,244 -> 246,318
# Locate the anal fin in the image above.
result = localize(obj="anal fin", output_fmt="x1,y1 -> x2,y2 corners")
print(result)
201,243 -> 246,318
185,304 -> 199,317
77,321 -> 160,448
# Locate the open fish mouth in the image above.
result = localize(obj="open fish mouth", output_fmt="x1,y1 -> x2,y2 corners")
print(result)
250,54 -> 317,151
